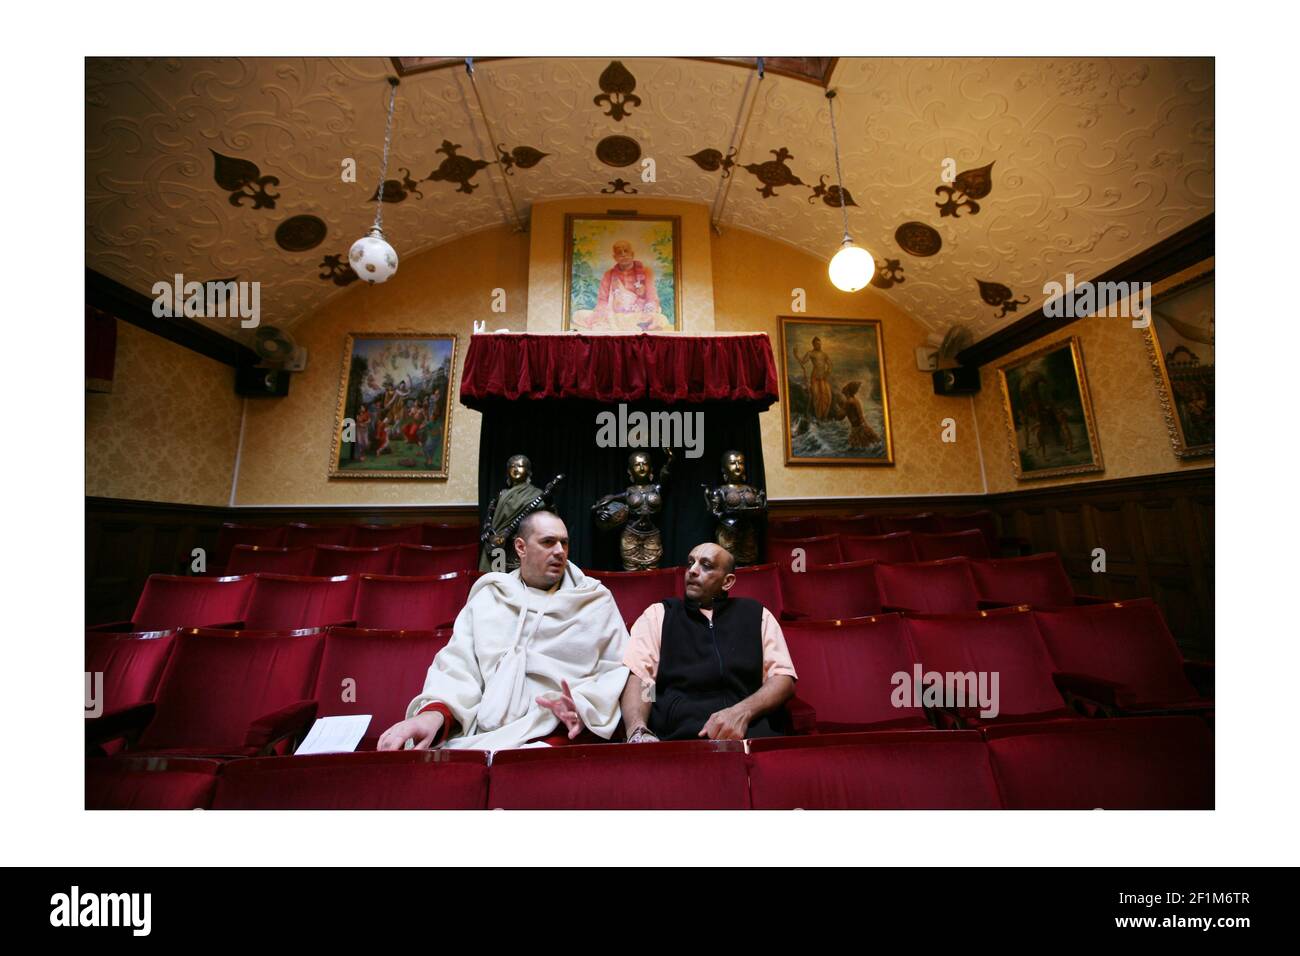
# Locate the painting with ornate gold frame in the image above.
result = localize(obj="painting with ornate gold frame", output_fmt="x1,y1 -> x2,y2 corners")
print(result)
1144,265 -> 1213,459
997,335 -> 1103,481
562,214 -> 682,332
779,316 -> 895,466
329,332 -> 457,479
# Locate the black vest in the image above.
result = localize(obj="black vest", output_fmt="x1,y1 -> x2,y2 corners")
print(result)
649,596 -> 788,741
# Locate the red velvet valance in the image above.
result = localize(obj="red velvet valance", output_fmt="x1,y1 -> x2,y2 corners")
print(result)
458,333 -> 780,410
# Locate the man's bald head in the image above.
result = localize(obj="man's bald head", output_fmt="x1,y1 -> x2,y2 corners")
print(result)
684,542 -> 737,606
514,511 -> 569,590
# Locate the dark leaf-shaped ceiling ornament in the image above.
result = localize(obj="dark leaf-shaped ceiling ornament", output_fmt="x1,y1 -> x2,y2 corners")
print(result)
319,252 -> 360,287
871,258 -> 905,289
368,168 -> 424,203
977,278 -> 1030,318
593,61 -> 641,121
211,149 -> 280,209
498,144 -> 549,174
936,161 -> 995,218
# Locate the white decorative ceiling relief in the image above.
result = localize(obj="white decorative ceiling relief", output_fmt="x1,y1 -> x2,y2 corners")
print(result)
86,56 -> 1213,342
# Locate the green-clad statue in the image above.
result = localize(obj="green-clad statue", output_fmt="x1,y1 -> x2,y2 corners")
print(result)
479,455 -> 564,571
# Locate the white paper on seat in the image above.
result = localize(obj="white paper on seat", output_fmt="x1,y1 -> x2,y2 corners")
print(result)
295,715 -> 372,755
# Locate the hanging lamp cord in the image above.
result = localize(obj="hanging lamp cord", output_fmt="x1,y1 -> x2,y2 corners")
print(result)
826,89 -> 851,246
372,77 -> 400,235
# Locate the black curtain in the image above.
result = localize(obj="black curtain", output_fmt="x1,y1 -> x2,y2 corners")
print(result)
477,399 -> 768,571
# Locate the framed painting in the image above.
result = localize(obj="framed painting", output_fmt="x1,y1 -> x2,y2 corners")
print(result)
997,335 -> 1103,480
1145,266 -> 1213,459
779,316 -> 895,466
563,214 -> 681,332
329,332 -> 457,479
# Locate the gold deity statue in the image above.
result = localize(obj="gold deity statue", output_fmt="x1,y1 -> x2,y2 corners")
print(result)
702,449 -> 767,566
593,449 -> 674,571
479,455 -> 563,571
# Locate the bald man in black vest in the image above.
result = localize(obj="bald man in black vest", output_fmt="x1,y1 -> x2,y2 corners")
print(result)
619,542 -> 797,742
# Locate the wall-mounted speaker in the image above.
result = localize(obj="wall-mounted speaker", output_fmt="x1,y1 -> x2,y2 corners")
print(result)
236,366 -> 290,398
932,366 -> 981,396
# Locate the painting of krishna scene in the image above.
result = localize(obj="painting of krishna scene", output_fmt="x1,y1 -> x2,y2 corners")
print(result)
330,334 -> 457,479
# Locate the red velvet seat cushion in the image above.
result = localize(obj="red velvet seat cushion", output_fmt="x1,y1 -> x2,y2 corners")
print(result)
214,523 -> 284,569
748,731 -> 1000,809
914,529 -> 990,561
841,532 -> 917,564
778,560 -> 882,621
282,524 -> 353,549
350,524 -> 424,548
488,741 -> 750,809
876,558 -> 981,614
86,629 -> 176,714
242,574 -> 358,630
311,545 -> 397,577
935,510 -> 1000,556
726,563 -> 784,617
130,574 -> 254,631
877,513 -> 938,534
226,545 -> 317,576
985,716 -> 1213,809
392,544 -> 480,576
421,523 -> 481,548
86,756 -> 222,809
817,514 -> 881,537
211,750 -> 488,809
586,567 -> 682,629
970,553 -> 1076,607
352,574 -> 470,630
767,534 -> 843,568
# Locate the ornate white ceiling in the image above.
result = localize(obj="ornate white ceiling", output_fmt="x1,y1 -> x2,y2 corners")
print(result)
86,56 -> 1213,342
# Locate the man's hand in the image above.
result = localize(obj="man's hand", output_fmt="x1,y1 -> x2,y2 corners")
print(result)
536,679 -> 583,739
376,710 -> 444,751
698,704 -> 750,740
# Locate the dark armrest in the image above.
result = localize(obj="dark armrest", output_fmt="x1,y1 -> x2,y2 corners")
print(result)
784,696 -> 817,735
85,703 -> 155,755
244,699 -> 318,754
1183,659 -> 1215,698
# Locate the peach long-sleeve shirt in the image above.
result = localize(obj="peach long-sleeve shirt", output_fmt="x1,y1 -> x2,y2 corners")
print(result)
623,602 -> 798,686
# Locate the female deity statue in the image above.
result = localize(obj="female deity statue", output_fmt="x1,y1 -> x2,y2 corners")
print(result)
593,449 -> 674,570
702,449 -> 767,566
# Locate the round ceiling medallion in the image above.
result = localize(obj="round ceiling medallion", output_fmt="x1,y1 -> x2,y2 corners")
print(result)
895,221 -> 942,258
595,135 -> 642,168
276,214 -> 328,252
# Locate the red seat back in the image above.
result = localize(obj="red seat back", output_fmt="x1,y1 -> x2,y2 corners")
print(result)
243,574 -> 358,630
392,543 -> 479,576
314,627 -> 452,748
782,614 -> 925,729
903,608 -> 1067,721
778,560 -> 882,620
767,516 -> 821,539
131,574 -> 254,630
137,627 -> 324,751
349,524 -> 424,548
352,574 -> 470,630
914,529 -> 990,561
986,716 -> 1213,809
767,534 -> 843,568
86,629 -> 177,714
282,523 -> 353,549
936,510 -> 1000,555
488,741 -> 750,809
970,553 -> 1076,607
214,523 -> 284,568
86,756 -> 222,810
876,558 -> 981,613
1033,600 -> 1199,706
422,523 -> 481,547
212,750 -> 488,809
311,545 -> 397,577
841,532 -> 918,564
726,563 -> 783,617
226,545 -> 317,576
586,567 -> 682,629
748,731 -> 1000,809
878,513 -> 938,534
816,514 -> 881,537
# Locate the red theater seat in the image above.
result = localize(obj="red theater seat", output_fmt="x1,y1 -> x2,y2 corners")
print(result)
727,563 -> 783,616
86,629 -> 177,715
282,523 -> 353,549
914,529 -> 991,561
352,574 -> 471,631
422,523 -> 481,548
748,731 -> 1001,809
782,614 -> 927,731
875,558 -> 982,614
767,516 -> 821,539
311,545 -> 397,577
242,574 -> 358,631
489,741 -> 750,809
586,567 -> 682,630
970,553 -> 1105,608
777,560 -> 882,621
878,513 -> 939,534
936,510 -> 1001,555
350,524 -> 425,548
212,750 -> 488,810
392,543 -> 479,576
92,626 -> 325,758
817,514 -> 881,537
767,534 -> 843,568
985,716 -> 1213,809
313,627 -> 451,748
226,545 -> 317,576
86,756 -> 222,810
213,523 -> 284,570
1033,601 -> 1212,714
902,607 -> 1075,727
841,532 -> 918,564
91,573 -> 254,633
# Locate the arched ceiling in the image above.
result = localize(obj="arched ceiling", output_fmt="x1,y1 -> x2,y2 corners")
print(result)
86,56 -> 1213,342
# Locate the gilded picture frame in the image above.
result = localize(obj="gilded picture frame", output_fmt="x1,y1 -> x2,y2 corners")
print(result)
328,332 -> 457,480
778,316 -> 895,466
997,335 -> 1104,481
1143,264 -> 1214,459
562,213 -> 682,332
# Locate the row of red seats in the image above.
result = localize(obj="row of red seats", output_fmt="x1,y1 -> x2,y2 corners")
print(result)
768,510 -> 1003,552
87,715 -> 1213,810
769,529 -> 990,563
227,543 -> 479,577
213,522 -> 479,571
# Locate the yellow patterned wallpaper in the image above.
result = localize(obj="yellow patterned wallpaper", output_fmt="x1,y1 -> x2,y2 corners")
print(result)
233,226 -> 531,506
712,226 -> 986,500
86,322 -> 242,505
972,258 -> 1215,494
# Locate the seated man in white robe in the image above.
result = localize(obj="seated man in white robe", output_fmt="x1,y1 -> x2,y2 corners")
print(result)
377,511 -> 630,751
